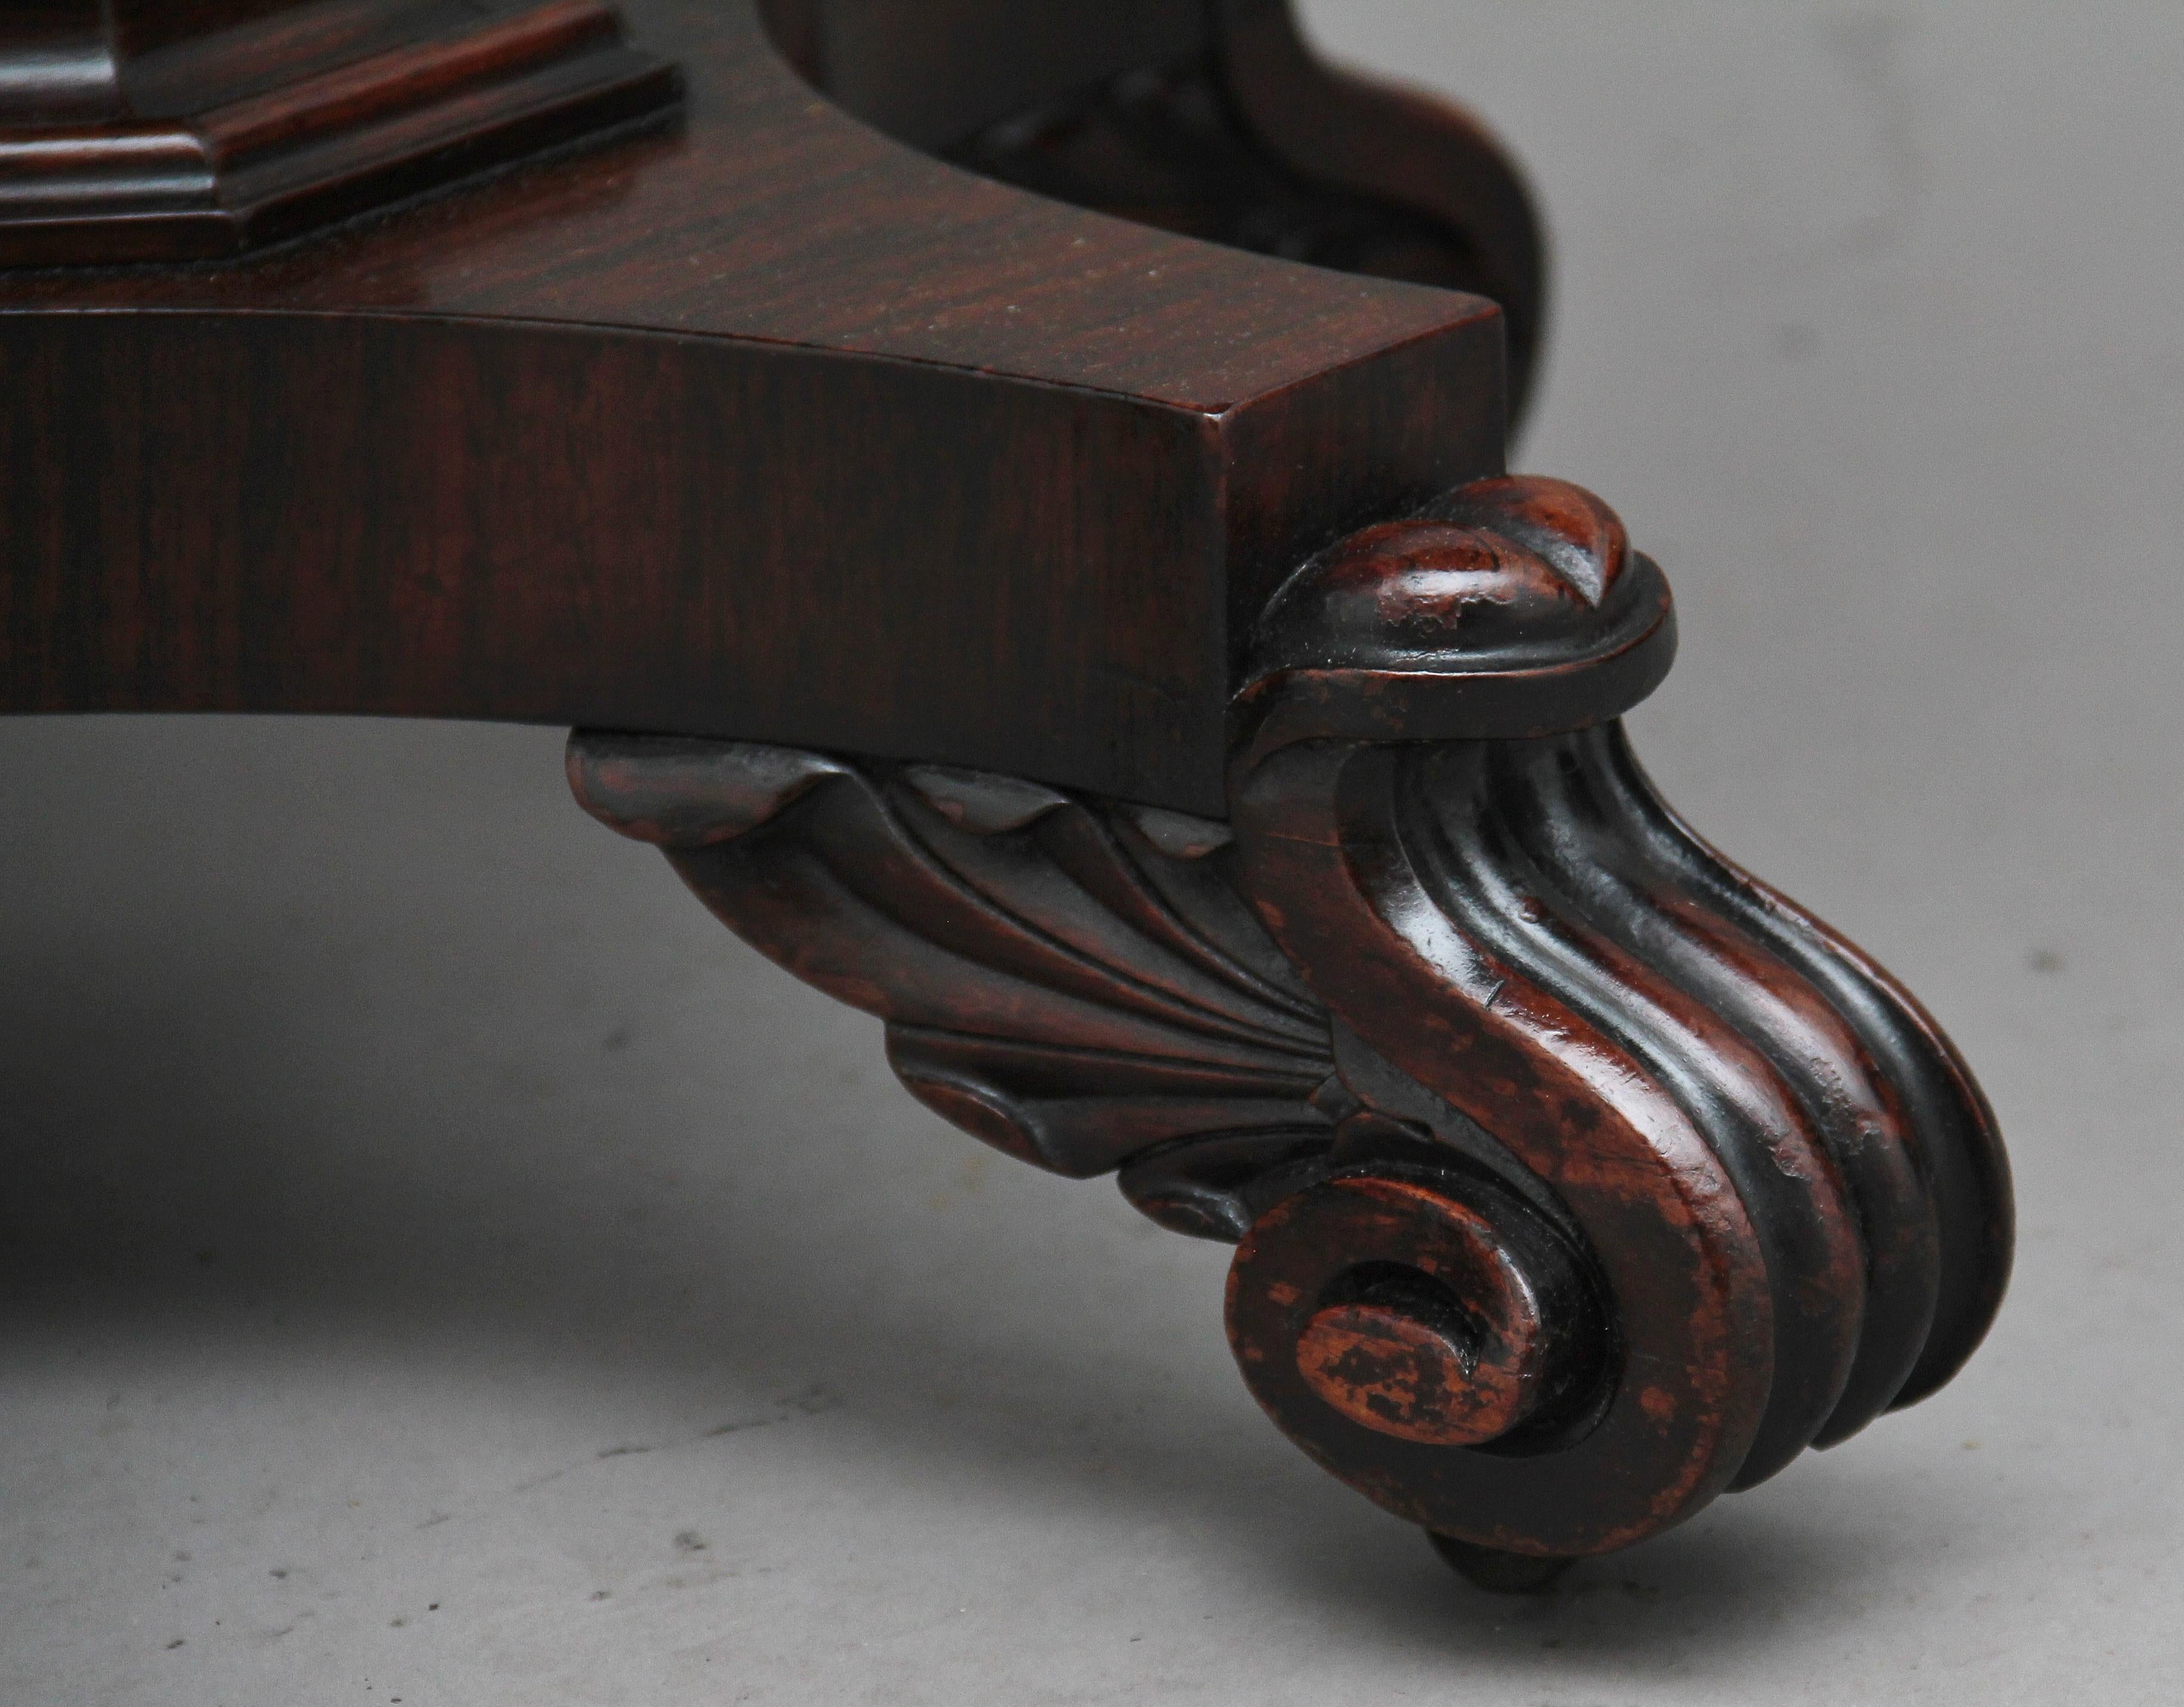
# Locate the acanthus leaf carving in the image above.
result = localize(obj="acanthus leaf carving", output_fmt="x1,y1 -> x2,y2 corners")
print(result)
569,733 -> 1340,1181
569,472 -> 2011,1567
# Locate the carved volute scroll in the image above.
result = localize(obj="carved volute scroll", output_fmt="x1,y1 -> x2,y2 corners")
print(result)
571,473 -> 2010,1571
1220,476 -> 2011,1556
0,0 -> 2007,1589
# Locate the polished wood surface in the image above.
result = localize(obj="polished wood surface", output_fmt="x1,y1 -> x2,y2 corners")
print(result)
571,475 -> 2011,1568
0,1 -> 681,265
0,0 -> 1526,814
1,0 -> 2010,1583
765,0 -> 1547,414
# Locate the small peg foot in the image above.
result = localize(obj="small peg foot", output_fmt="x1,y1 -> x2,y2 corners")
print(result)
1426,1532 -> 1574,1594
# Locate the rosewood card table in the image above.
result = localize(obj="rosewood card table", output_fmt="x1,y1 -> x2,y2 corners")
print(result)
0,0 -> 2011,1592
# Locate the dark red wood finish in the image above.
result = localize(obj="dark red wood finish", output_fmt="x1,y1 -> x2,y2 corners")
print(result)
2,0 -> 2010,1584
0,0 -> 1537,815
0,1 -> 682,265
764,0 -> 1547,421
569,480 -> 2012,1570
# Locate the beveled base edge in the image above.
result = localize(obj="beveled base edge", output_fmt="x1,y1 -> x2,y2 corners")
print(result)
0,3 -> 681,269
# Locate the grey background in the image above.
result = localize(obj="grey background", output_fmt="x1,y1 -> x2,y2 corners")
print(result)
4,2 -> 2180,1701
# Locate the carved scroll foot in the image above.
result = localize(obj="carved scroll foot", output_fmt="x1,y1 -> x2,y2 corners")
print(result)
568,474 -> 2010,1569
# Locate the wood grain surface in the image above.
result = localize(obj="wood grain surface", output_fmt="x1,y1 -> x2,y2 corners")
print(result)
0,1 -> 682,265
0,0 -> 1537,812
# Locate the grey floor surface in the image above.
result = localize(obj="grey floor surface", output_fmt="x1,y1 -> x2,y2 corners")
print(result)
5,2 -> 2182,1702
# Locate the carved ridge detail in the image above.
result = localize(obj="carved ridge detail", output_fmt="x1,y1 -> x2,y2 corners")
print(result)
1221,474 -> 2010,1552
568,472 -> 2011,1565
569,735 -> 1341,1182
